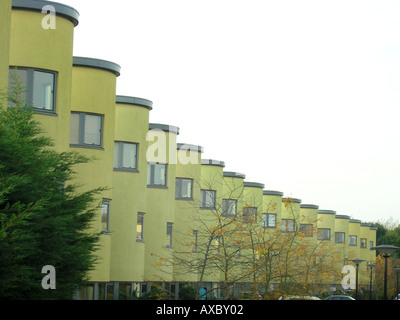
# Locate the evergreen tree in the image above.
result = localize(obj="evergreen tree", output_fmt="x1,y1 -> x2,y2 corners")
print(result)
0,73 -> 102,299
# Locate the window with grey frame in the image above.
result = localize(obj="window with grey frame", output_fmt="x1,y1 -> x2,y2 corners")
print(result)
262,213 -> 276,228
200,190 -> 216,209
8,67 -> 56,112
114,141 -> 138,171
166,222 -> 173,248
360,238 -> 367,248
175,178 -> 193,200
101,199 -> 110,233
349,235 -> 357,246
281,219 -> 295,232
70,112 -> 103,148
335,232 -> 345,243
300,224 -> 313,237
222,199 -> 237,217
243,207 -> 257,222
317,228 -> 331,240
147,163 -> 167,187
136,213 -> 144,241
192,230 -> 198,252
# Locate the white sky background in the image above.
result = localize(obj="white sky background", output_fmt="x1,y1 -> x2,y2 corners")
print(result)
61,0 -> 400,223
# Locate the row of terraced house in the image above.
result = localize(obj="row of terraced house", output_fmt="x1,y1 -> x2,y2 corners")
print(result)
0,0 -> 377,300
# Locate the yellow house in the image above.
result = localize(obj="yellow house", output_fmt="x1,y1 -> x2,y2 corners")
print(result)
8,0 -> 78,150
110,95 -> 153,297
145,123 -> 179,294
334,215 -> 351,266
3,0 -> 379,299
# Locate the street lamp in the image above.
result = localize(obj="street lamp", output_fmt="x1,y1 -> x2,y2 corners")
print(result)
367,263 -> 376,300
394,267 -> 400,300
349,258 -> 365,299
371,245 -> 399,300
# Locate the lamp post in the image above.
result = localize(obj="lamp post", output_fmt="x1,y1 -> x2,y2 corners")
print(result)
394,267 -> 400,300
349,258 -> 365,299
367,263 -> 376,300
371,245 -> 399,300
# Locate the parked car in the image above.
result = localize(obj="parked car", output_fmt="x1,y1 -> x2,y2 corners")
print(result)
325,295 -> 355,300
279,295 -> 321,300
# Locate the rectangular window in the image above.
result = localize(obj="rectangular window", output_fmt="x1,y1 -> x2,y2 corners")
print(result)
300,224 -> 313,237
369,241 -> 374,249
175,178 -> 193,200
335,232 -> 345,243
147,163 -> 167,187
349,235 -> 357,246
70,112 -> 103,147
101,199 -> 110,233
9,67 -> 56,112
222,199 -> 237,217
262,213 -> 276,228
166,223 -> 173,248
243,207 -> 257,222
114,141 -> 138,170
136,213 -> 144,241
281,219 -> 295,232
317,228 -> 331,240
360,238 -> 367,248
192,230 -> 198,253
200,190 -> 216,209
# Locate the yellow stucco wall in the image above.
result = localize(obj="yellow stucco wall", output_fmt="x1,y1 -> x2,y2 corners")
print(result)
0,0 -> 11,95
9,7 -> 75,151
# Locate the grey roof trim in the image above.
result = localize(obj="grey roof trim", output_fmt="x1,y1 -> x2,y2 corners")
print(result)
349,219 -> 362,224
318,210 -> 336,215
263,190 -> 284,196
73,57 -> 121,76
116,95 -> 153,110
223,171 -> 246,179
282,197 -> 302,204
12,0 -> 80,26
177,143 -> 204,153
335,215 -> 351,219
300,204 -> 319,210
244,182 -> 265,189
370,227 -> 377,231
149,123 -> 180,135
361,223 -> 371,227
201,159 -> 225,167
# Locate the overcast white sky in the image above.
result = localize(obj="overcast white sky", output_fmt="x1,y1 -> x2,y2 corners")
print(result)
61,0 -> 400,224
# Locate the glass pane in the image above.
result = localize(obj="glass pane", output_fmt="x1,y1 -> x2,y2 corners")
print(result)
147,164 -> 151,185
137,215 -> 143,240
69,113 -> 80,144
269,214 -> 276,227
181,179 -> 192,198
32,71 -> 54,110
84,114 -> 101,145
205,190 -> 215,208
8,68 -> 28,107
154,164 -> 166,185
101,202 -> 109,231
113,142 -> 120,168
122,143 -> 137,168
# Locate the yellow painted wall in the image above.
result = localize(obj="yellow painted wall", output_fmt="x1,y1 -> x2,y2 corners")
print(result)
70,61 -> 119,282
0,0 -> 11,95
110,96 -> 152,282
9,8 -> 76,151
348,219 -> 361,260
334,215 -> 350,264
199,160 -> 225,284
281,197 -> 301,230
145,124 -> 179,282
262,190 -> 283,228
